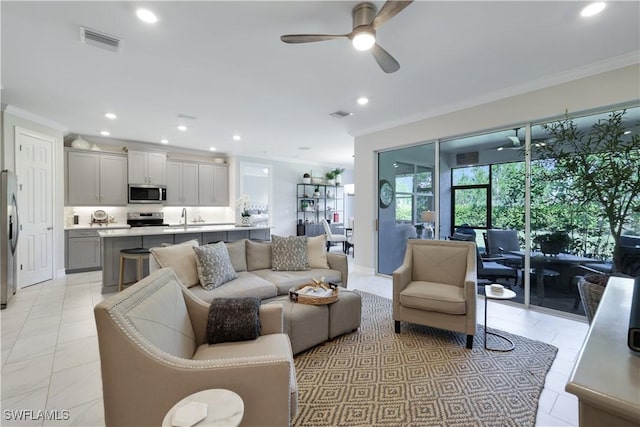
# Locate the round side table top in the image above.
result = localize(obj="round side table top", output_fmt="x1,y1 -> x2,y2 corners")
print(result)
484,285 -> 516,300
162,389 -> 244,427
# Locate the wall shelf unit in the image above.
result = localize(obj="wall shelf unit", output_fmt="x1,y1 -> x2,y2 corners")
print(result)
296,183 -> 344,236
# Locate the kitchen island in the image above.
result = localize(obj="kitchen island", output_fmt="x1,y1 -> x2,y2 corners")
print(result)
565,276 -> 640,426
98,225 -> 271,293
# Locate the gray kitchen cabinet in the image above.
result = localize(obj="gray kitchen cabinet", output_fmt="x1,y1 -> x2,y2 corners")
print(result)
166,160 -> 199,206
127,150 -> 167,185
65,229 -> 101,272
66,150 -> 127,206
198,163 -> 229,206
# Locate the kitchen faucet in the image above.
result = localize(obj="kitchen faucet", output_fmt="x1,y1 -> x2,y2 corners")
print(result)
181,208 -> 187,230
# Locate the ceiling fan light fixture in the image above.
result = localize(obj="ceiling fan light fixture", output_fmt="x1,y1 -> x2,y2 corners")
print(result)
352,31 -> 376,51
581,2 -> 606,17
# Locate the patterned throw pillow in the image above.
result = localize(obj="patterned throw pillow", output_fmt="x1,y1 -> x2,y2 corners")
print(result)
271,235 -> 309,271
193,242 -> 238,290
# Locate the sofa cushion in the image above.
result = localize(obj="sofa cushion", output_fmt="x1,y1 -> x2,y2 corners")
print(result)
246,240 -> 272,271
192,333 -> 298,398
252,268 -> 342,295
150,240 -> 200,287
399,281 -> 466,315
271,235 -> 309,271
226,239 -> 247,272
307,235 -> 329,269
206,297 -> 261,344
187,272 -> 278,303
193,243 -> 238,290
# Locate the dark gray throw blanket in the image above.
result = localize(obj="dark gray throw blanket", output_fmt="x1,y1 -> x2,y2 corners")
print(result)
206,297 -> 261,344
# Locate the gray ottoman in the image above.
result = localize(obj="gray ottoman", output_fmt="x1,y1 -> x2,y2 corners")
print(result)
328,289 -> 361,339
264,296 -> 329,355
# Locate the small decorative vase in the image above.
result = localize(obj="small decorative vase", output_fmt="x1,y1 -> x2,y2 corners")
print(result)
327,179 -> 336,186
241,216 -> 251,226
335,174 -> 342,186
302,177 -> 311,184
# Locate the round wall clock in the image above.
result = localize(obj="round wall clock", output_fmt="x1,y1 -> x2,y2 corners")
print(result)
379,180 -> 394,209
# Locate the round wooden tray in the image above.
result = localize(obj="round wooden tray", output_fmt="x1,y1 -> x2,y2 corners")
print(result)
289,283 -> 339,305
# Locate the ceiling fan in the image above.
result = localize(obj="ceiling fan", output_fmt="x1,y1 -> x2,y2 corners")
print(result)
280,1 -> 414,73
497,129 -> 524,151
497,128 -> 547,151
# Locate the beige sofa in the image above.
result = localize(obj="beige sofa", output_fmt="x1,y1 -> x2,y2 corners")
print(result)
148,236 -> 359,354
95,267 -> 297,427
149,237 -> 349,303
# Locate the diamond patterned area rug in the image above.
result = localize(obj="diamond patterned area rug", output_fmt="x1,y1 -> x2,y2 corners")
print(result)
293,291 -> 558,427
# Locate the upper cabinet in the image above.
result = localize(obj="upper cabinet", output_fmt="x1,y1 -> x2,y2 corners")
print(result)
66,150 -> 127,206
127,150 -> 166,185
198,163 -> 229,206
166,160 -> 199,206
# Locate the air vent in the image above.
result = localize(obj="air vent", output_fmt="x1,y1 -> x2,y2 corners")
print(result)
456,151 -> 479,166
80,27 -> 121,52
330,111 -> 354,119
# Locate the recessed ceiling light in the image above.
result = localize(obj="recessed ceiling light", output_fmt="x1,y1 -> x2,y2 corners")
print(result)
209,147 -> 216,151
104,112 -> 117,119
580,2 -> 606,17
100,130 -> 110,136
136,8 -> 158,24
233,135 -> 241,141
160,139 -> 169,144
357,97 -> 369,106
298,146 -> 311,151
177,125 -> 187,131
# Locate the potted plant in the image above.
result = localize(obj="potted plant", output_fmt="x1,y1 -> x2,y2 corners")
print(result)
333,167 -> 345,186
236,195 -> 251,226
325,171 -> 336,186
313,186 -> 320,198
533,231 -> 571,255
302,172 -> 311,184
537,109 -> 640,271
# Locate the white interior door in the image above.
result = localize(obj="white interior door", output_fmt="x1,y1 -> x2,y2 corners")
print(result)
16,128 -> 54,287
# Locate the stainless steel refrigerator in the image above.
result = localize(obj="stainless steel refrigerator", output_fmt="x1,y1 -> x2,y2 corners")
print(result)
1,170 -> 19,309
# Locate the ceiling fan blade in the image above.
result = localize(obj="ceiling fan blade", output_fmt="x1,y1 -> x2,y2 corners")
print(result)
371,0 -> 414,30
371,44 -> 400,73
280,34 -> 348,44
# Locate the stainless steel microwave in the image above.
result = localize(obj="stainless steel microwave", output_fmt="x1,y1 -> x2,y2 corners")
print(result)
128,185 -> 167,204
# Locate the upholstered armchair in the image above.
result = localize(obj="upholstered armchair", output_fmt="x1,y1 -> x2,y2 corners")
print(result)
393,240 -> 477,349
94,268 -> 297,427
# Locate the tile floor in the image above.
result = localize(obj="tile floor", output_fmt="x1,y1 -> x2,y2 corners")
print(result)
1,253 -> 587,426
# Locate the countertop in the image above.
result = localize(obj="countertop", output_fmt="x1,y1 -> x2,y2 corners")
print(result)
97,224 -> 271,237
565,276 -> 640,423
65,224 -> 130,231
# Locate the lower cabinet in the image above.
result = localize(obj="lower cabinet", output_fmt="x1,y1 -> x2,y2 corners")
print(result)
66,230 -> 101,273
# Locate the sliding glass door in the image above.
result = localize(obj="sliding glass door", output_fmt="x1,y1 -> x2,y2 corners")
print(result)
377,145 -> 435,275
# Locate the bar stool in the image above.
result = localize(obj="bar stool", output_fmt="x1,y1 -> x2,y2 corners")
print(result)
118,248 -> 150,292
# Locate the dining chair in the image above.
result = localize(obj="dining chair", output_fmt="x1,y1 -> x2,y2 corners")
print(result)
320,218 -> 348,252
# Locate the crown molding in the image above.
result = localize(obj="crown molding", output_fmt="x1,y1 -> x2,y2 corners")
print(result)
353,52 -> 640,138
2,105 -> 68,132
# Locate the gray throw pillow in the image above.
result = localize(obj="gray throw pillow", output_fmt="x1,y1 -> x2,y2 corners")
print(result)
193,242 -> 238,290
271,235 -> 309,271
206,297 -> 261,344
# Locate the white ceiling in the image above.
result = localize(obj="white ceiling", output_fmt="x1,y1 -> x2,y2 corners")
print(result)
2,1 -> 639,167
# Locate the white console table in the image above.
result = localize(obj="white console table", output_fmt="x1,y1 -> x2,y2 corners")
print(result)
566,276 -> 640,426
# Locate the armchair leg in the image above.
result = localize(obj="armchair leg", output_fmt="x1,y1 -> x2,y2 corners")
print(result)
466,334 -> 474,349
394,321 -> 401,333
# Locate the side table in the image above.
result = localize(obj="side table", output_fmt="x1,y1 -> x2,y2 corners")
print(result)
484,285 -> 516,352
162,389 -> 244,427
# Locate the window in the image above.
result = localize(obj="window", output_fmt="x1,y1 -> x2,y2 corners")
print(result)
394,162 -> 433,223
